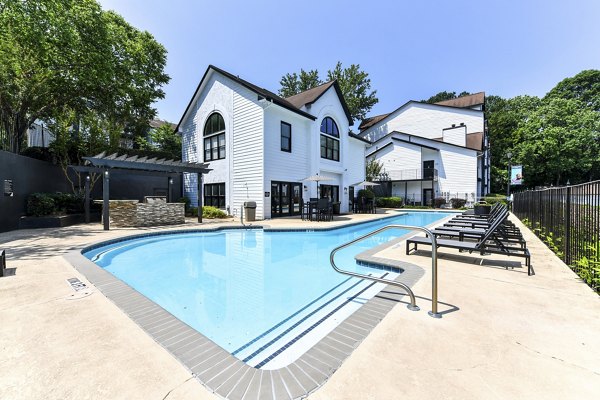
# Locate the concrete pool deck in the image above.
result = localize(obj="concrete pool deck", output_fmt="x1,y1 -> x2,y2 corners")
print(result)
0,210 -> 599,399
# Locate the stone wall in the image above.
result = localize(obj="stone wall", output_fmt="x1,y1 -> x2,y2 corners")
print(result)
108,200 -> 138,227
136,202 -> 185,227
107,200 -> 185,227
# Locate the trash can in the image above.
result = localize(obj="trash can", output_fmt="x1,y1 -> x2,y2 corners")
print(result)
244,201 -> 256,222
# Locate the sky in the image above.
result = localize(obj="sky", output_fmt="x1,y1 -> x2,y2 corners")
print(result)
98,0 -> 600,126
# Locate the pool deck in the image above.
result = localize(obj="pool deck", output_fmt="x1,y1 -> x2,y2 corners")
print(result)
0,210 -> 599,399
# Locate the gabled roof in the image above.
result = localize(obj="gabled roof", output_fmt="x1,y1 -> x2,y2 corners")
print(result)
358,112 -> 392,131
358,96 -> 485,132
175,65 -> 317,133
370,130 -> 480,153
285,81 -> 353,125
435,92 -> 485,108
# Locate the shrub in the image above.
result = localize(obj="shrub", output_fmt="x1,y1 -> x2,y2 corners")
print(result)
202,206 -> 228,219
375,197 -> 404,208
357,188 -> 375,199
433,197 -> 446,208
51,192 -> 83,214
402,205 -> 431,209
450,198 -> 467,208
20,146 -> 54,163
484,195 -> 507,205
189,206 -> 198,217
27,193 -> 56,216
26,192 -> 84,216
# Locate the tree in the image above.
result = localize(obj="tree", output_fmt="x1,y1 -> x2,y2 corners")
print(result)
278,69 -> 321,98
514,98 -> 600,186
0,0 -> 169,153
366,159 -> 384,181
423,91 -> 471,104
486,95 -> 541,191
278,62 -> 378,122
545,69 -> 600,111
136,123 -> 181,160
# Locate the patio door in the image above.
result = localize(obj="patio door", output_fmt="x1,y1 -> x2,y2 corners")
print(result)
271,181 -> 302,217
423,188 -> 433,206
423,160 -> 434,180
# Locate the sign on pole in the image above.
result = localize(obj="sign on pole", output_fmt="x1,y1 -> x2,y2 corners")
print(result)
510,165 -> 523,185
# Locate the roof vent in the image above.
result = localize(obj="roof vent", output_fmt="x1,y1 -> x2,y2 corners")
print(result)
460,122 -> 465,126
451,124 -> 456,128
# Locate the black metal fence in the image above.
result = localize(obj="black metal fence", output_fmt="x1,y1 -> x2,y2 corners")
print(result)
513,180 -> 600,292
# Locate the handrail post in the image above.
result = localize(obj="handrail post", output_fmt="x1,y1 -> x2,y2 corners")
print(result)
329,224 -> 441,319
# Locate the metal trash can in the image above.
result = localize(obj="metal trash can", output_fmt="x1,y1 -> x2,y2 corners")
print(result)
244,201 -> 257,222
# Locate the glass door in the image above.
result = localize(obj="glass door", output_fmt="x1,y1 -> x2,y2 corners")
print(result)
271,183 -> 280,216
292,184 -> 302,214
271,181 -> 303,217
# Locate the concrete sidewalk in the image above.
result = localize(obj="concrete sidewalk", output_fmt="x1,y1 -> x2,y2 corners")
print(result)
0,212 -> 598,399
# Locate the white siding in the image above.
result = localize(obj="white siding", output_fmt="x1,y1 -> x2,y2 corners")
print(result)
362,102 -> 483,143
309,88 -> 365,213
232,87 -> 264,218
442,125 -> 467,147
263,107 -> 312,218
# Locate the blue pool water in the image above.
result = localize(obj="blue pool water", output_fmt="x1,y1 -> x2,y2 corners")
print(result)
84,211 -> 451,368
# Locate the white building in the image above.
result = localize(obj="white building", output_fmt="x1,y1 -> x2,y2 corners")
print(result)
358,93 -> 490,205
176,65 -> 369,219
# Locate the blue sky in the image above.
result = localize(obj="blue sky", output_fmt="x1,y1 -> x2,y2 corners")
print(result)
98,0 -> 600,126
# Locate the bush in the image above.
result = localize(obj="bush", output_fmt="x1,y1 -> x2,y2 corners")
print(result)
484,195 -> 507,205
357,188 -> 375,199
27,193 -> 56,216
433,197 -> 446,208
375,197 -> 404,208
402,205 -> 431,209
26,192 -> 84,216
202,206 -> 228,219
450,198 -> 467,208
20,146 -> 55,163
189,206 -> 198,217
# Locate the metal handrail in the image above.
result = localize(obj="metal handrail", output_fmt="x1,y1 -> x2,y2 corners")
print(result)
329,224 -> 441,318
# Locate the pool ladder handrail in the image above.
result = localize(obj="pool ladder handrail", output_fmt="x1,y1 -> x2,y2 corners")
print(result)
329,224 -> 441,318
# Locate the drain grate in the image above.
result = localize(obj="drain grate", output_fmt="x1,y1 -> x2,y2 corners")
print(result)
67,277 -> 88,291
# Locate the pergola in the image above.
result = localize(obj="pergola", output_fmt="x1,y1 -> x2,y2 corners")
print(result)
70,152 -> 211,230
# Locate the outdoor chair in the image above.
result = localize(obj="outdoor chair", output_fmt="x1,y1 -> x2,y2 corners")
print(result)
406,216 -> 534,275
317,198 -> 332,221
431,224 -> 527,248
302,200 -> 319,221
453,203 -> 501,219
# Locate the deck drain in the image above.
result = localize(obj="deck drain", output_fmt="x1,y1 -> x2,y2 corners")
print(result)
67,277 -> 88,291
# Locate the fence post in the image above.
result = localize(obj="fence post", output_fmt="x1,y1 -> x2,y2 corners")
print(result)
565,185 -> 571,265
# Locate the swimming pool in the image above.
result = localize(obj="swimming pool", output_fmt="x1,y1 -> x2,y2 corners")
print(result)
84,211 -> 451,369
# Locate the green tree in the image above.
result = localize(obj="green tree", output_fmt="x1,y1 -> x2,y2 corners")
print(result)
366,159 -> 384,181
150,123 -> 181,159
278,69 -> 321,98
486,95 -> 541,191
545,69 -> 600,111
278,62 -> 378,122
514,98 -> 600,186
326,62 -> 378,122
423,91 -> 471,104
0,0 -> 169,153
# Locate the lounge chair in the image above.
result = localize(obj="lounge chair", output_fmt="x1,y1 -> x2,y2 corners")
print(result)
406,216 -> 533,275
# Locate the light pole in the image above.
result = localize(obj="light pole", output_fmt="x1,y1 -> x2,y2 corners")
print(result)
506,151 -> 512,199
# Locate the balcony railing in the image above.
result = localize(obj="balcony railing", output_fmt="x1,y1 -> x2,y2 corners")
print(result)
383,168 -> 438,182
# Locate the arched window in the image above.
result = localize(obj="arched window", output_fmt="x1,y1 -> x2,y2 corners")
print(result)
320,117 -> 339,137
203,113 -> 225,161
320,117 -> 340,161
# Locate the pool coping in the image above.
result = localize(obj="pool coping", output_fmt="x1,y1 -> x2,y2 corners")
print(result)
63,213 -> 453,400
